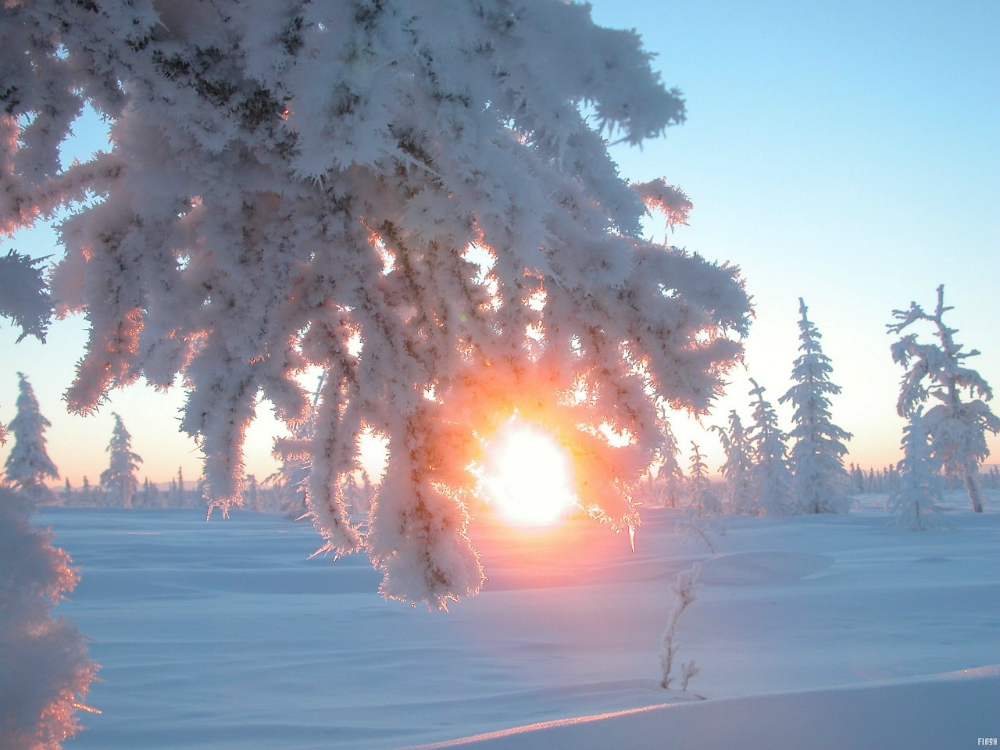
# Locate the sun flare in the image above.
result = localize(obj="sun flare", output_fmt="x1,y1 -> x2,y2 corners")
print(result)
483,423 -> 578,525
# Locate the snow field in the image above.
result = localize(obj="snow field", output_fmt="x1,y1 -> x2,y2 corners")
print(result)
39,491 -> 1000,749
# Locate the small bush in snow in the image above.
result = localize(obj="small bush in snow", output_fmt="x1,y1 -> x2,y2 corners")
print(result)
659,564 -> 701,691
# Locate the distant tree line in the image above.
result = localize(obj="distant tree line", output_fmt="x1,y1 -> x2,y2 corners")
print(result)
58,463 -> 374,519
846,462 -> 1000,495
1,372 -> 375,518
636,288 -> 999,528
3,287 -> 998,530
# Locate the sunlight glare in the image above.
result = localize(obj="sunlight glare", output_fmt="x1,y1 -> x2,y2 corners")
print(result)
484,424 -> 577,525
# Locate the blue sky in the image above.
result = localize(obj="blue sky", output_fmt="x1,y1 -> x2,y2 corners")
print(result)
2,0 -> 998,484
596,0 -> 1000,471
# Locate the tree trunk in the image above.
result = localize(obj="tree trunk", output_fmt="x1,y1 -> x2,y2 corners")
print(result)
964,462 -> 984,513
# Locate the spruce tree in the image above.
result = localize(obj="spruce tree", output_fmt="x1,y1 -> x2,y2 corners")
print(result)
4,373 -> 59,504
139,478 -> 154,508
80,476 -> 93,506
889,285 -> 1000,512
887,409 -> 944,529
711,410 -> 756,514
638,422 -> 685,509
685,442 -> 721,516
100,413 -> 143,508
849,464 -> 866,494
779,299 -> 851,513
245,474 -> 261,512
176,468 -> 185,507
747,379 -> 795,515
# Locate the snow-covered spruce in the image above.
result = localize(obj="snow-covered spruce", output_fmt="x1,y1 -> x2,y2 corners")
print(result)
634,422 -> 685,509
887,409 -> 944,530
685,442 -> 721,516
711,410 -> 756,515
99,413 -> 143,509
746,379 -> 795,515
4,373 -> 59,505
1,1 -> 750,607
778,299 -> 851,514
888,285 -> 1000,513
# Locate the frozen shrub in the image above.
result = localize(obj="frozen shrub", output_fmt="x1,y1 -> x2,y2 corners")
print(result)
659,564 -> 701,690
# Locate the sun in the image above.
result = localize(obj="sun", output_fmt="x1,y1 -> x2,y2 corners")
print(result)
482,422 -> 578,525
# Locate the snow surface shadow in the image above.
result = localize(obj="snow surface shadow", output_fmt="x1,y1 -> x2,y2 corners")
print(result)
696,550 -> 834,586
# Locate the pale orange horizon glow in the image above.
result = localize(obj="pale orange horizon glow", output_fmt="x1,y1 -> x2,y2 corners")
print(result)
481,422 -> 579,526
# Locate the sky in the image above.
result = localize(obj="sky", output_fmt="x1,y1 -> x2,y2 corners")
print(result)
1,0 -> 998,486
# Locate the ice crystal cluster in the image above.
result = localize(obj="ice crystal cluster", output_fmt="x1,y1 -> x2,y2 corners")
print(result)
2,0 -> 750,606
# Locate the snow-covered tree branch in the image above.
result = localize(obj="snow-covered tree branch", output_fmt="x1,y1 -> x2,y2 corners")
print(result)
2,0 -> 751,607
0,250 -> 53,343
